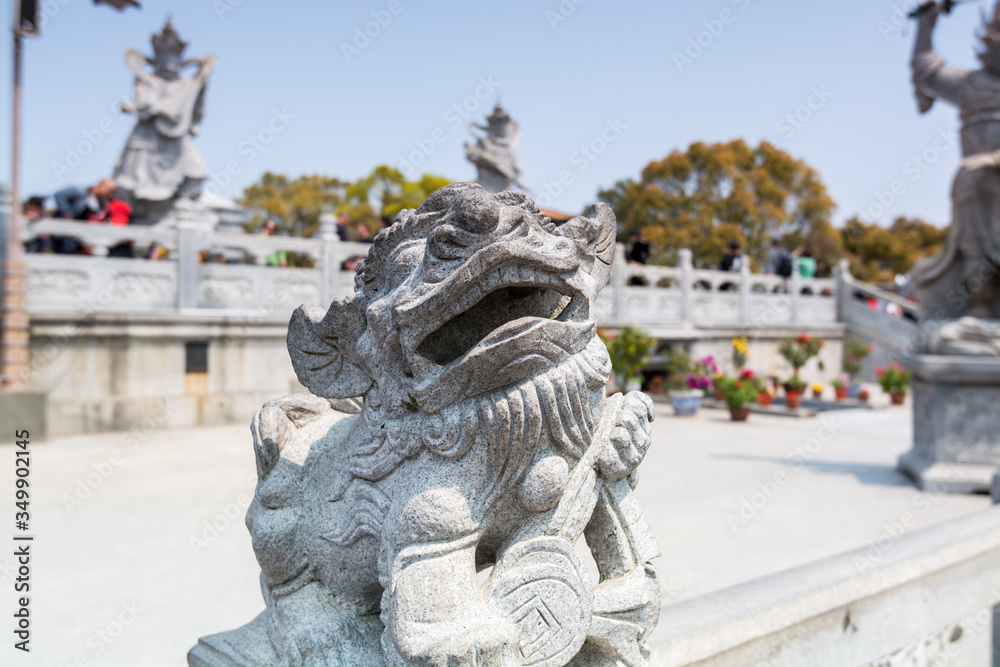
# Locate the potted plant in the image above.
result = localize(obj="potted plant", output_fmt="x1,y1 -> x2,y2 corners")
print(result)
843,339 -> 873,398
876,362 -> 911,405
811,383 -> 823,399
666,351 -> 713,416
779,333 -> 823,409
784,376 -> 806,409
647,374 -> 664,395
756,377 -> 775,406
600,326 -> 653,393
858,387 -> 870,403
718,369 -> 759,421
832,373 -> 849,401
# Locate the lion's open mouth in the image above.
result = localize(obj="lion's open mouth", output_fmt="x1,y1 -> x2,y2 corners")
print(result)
416,285 -> 575,366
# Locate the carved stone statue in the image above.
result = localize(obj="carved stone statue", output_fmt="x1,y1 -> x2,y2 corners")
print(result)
465,104 -> 526,193
910,2 -> 1000,337
188,183 -> 661,666
114,20 -> 214,225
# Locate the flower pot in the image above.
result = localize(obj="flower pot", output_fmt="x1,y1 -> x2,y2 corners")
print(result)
812,389 -> 822,399
890,392 -> 906,405
713,390 -> 725,402
858,390 -> 870,403
847,384 -> 862,398
729,406 -> 750,422
834,386 -> 848,401
668,390 -> 703,416
785,392 -> 802,410
757,393 -> 773,406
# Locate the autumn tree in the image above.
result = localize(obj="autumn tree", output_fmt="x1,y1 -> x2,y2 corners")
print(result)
841,216 -> 947,283
598,140 -> 840,272
238,166 -> 452,238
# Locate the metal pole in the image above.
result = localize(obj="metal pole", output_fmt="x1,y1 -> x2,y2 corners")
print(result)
2,31 -> 29,388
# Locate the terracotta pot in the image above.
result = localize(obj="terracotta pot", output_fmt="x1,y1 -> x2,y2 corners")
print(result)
834,386 -> 848,401
757,393 -> 773,406
890,392 -> 906,405
858,390 -> 870,403
812,389 -> 822,399
785,393 -> 802,410
729,406 -> 750,422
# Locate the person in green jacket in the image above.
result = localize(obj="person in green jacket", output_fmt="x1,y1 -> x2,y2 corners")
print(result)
794,247 -> 816,279
261,219 -> 287,267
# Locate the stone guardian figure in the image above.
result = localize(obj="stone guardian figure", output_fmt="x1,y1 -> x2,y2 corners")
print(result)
465,104 -> 526,193
910,1 -> 1000,342
114,20 -> 214,225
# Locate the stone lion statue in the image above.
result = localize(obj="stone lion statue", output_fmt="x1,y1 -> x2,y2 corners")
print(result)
188,183 -> 660,666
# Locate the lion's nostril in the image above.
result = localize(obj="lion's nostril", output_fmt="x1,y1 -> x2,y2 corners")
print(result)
449,188 -> 499,234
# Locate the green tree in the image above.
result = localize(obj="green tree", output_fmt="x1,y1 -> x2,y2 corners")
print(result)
238,166 -> 452,239
841,216 -> 946,283
598,140 -> 839,271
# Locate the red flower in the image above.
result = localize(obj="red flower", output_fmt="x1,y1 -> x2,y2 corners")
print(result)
736,380 -> 744,388
740,369 -> 755,379
875,367 -> 884,376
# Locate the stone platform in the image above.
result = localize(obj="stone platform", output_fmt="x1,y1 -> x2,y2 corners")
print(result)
898,354 -> 1000,493
0,403 -> 990,666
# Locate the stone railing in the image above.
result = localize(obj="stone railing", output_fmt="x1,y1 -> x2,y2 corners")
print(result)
598,247 -> 838,330
21,216 -> 371,314
21,220 -> 844,331
650,504 -> 1000,666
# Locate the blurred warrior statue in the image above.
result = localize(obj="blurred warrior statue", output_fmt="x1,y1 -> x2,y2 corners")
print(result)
114,20 -> 215,225
465,103 -> 526,193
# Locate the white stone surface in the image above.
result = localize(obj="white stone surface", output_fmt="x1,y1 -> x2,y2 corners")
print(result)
0,402 -> 989,666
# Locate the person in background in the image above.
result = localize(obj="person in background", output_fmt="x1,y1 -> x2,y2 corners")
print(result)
336,212 -> 351,242
54,178 -> 117,220
378,215 -> 393,233
355,222 -> 374,244
260,219 -> 287,267
718,240 -> 746,292
794,247 -> 817,279
341,254 -> 364,272
23,197 -> 49,253
625,229 -> 650,286
626,229 -> 649,265
718,240 -> 745,273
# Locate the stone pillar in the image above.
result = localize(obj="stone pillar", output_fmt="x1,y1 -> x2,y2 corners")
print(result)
789,264 -> 802,323
176,221 -> 198,309
739,261 -> 752,325
834,258 -> 851,322
679,248 -> 693,323
319,212 -> 340,306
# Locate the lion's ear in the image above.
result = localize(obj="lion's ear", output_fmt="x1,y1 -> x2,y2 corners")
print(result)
557,202 -> 617,288
287,297 -> 373,399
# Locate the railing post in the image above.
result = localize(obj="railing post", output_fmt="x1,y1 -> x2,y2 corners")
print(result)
176,220 -> 198,309
790,262 -> 802,324
319,212 -> 340,306
611,243 -> 627,324
679,248 -> 693,323
739,260 -> 752,325
834,258 -> 851,323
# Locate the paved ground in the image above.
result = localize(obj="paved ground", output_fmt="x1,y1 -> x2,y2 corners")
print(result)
0,401 -> 990,666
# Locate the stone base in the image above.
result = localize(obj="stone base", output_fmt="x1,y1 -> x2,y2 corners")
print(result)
898,451 -> 998,494
898,355 -> 1000,494
0,390 -> 47,442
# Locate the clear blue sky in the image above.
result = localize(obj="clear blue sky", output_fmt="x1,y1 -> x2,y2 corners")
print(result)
0,0 -> 992,227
